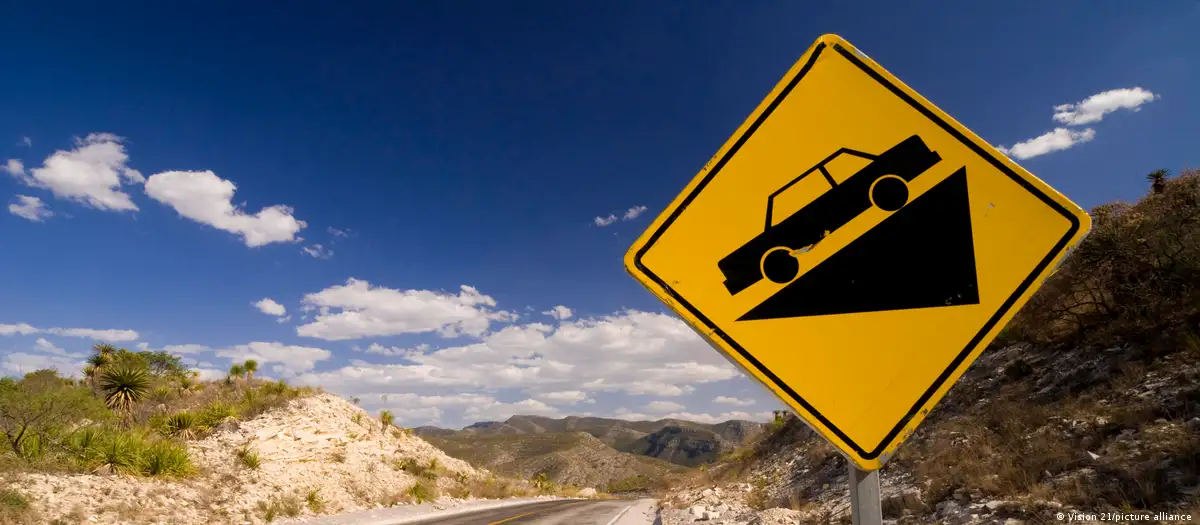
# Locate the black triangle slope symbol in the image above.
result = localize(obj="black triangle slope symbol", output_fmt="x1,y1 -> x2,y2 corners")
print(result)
739,167 -> 979,321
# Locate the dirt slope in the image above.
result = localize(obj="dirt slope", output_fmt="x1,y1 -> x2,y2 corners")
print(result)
10,393 -> 493,524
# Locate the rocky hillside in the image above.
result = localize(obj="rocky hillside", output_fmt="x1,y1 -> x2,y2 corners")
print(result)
657,169 -> 1200,524
1,390 -> 582,525
423,430 -> 686,492
419,415 -> 766,467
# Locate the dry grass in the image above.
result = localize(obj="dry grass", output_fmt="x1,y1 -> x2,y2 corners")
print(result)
0,488 -> 38,525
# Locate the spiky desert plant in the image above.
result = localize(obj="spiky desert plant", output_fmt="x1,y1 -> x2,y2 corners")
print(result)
141,440 -> 193,477
99,366 -> 150,424
1146,168 -> 1170,194
243,359 -> 258,381
380,410 -> 394,431
162,411 -> 201,440
94,433 -> 145,474
228,364 -> 245,383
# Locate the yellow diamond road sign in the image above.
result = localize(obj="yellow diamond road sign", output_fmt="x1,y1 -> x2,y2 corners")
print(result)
624,34 -> 1092,470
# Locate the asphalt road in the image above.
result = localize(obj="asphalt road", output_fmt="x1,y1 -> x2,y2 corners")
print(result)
399,499 -> 657,525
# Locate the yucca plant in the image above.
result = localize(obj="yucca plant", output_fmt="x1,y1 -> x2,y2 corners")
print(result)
228,364 -> 245,384
162,411 -> 201,440
243,359 -> 258,381
141,440 -> 193,477
150,386 -> 174,404
380,410 -> 394,431
236,443 -> 261,470
99,366 -> 150,425
197,401 -> 238,428
94,433 -> 145,474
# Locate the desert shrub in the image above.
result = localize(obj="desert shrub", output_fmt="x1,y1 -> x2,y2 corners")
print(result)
140,440 -> 193,477
0,370 -> 107,457
0,488 -> 37,524
197,401 -> 238,428
606,474 -> 664,493
305,488 -> 325,513
236,444 -> 261,470
1009,170 -> 1200,350
160,411 -> 202,440
93,432 -> 147,475
407,481 -> 438,503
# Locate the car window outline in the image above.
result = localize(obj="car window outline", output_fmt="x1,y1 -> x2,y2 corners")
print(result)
764,148 -> 879,231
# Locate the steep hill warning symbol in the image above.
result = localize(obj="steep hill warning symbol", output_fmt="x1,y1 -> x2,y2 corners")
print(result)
717,135 -> 981,321
623,34 -> 1092,472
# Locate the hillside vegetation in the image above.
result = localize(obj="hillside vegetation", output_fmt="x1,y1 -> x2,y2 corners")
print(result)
425,430 -> 685,493
658,169 -> 1200,524
421,414 -> 766,468
0,348 -> 577,524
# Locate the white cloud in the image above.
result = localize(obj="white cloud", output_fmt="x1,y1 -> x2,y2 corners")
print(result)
13,133 -> 143,212
645,400 -> 686,413
9,195 -> 52,222
611,407 -> 654,421
0,323 -> 39,336
144,170 -> 306,247
0,324 -> 137,342
464,399 -> 560,422
17,137 -> 31,148
328,227 -> 349,238
2,160 -> 24,177
998,128 -> 1096,160
535,390 -> 589,405
713,396 -> 756,407
295,279 -> 516,341
32,338 -> 85,358
659,411 -> 775,424
254,298 -> 287,317
162,344 -> 209,355
1053,87 -> 1159,126
301,244 -> 333,259
212,341 -> 331,376
542,306 -> 573,320
45,327 -> 139,342
1,352 -> 85,378
593,214 -> 617,227
622,205 -> 648,220
998,87 -> 1158,160
293,309 -> 738,416
357,343 -> 428,356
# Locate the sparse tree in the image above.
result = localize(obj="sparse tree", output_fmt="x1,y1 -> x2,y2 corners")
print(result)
1146,168 -> 1169,194
0,370 -> 107,456
243,359 -> 258,381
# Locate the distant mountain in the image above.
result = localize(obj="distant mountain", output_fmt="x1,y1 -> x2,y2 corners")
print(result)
415,414 -> 767,468
423,431 -> 685,491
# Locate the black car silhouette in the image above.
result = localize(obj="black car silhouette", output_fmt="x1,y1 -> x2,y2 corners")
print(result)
718,135 -> 943,295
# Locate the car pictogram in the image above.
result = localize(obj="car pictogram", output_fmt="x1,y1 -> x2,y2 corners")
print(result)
718,135 -> 943,295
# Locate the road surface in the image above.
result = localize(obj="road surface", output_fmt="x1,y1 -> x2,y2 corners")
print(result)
288,498 -> 660,525
400,499 -> 657,525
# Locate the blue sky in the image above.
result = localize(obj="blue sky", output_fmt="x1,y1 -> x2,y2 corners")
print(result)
0,2 -> 1195,428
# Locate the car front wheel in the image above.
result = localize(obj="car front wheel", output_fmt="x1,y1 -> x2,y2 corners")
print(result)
762,247 -> 800,284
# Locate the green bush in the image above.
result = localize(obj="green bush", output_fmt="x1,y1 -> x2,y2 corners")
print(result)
94,432 -> 146,475
407,481 -> 437,503
141,440 -> 193,477
0,488 -> 37,524
0,370 -> 107,457
161,411 -> 202,440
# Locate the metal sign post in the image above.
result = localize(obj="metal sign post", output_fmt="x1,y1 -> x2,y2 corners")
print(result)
848,466 -> 883,525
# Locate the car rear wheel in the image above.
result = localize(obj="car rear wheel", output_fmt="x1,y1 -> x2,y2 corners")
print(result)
762,247 -> 799,284
870,175 -> 909,212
